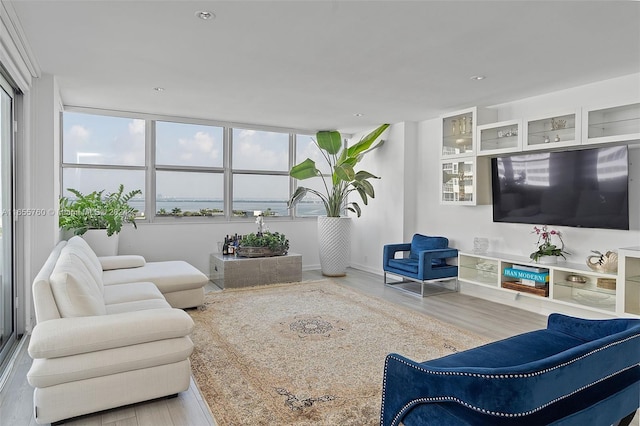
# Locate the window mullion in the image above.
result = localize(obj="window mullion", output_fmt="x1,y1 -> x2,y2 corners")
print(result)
147,120 -> 155,221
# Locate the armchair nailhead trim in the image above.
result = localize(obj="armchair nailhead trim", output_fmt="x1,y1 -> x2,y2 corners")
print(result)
380,333 -> 640,426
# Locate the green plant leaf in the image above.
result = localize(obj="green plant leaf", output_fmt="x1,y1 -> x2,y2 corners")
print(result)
346,124 -> 389,158
287,186 -> 308,208
316,130 -> 342,155
290,158 -> 321,180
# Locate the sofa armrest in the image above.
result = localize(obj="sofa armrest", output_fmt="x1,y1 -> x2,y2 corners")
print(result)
99,255 -> 146,270
547,313 -> 640,342
29,308 -> 194,359
382,322 -> 640,426
417,248 -> 458,263
383,243 -> 412,267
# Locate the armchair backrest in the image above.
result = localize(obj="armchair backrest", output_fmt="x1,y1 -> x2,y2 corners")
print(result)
409,234 -> 449,259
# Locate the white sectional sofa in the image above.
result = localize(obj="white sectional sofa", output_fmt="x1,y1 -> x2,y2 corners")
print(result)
27,236 -> 206,424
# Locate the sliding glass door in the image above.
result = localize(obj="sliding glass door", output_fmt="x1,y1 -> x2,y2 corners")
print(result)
0,78 -> 14,369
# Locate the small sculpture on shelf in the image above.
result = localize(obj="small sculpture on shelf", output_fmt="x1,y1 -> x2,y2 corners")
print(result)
586,250 -> 618,273
551,118 -> 567,130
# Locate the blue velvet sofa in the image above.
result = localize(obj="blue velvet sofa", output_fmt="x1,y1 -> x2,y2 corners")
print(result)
380,314 -> 640,426
383,235 -> 458,296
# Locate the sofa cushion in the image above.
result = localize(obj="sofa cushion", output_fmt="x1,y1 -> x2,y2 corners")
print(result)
388,259 -> 419,274
50,251 -> 107,318
66,236 -> 104,285
409,235 -> 448,260
102,261 -> 208,294
99,255 -> 146,271
27,337 -> 193,388
105,299 -> 172,314
103,282 -> 165,306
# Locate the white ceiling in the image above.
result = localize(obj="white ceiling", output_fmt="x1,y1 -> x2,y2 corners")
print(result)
6,1 -> 640,133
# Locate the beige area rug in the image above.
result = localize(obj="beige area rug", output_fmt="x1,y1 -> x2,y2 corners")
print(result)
188,280 -> 491,426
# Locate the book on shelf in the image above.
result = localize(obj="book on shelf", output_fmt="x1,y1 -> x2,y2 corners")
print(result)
519,278 -> 547,288
511,264 -> 546,273
503,267 -> 549,283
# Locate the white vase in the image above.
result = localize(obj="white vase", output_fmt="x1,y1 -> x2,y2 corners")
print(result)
317,216 -> 351,277
82,229 -> 119,256
536,255 -> 557,265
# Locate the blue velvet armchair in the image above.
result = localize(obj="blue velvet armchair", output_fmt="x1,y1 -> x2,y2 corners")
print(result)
383,234 -> 458,295
380,314 -> 640,426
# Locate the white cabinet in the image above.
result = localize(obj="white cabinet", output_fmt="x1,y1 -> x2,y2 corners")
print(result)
523,109 -> 581,151
441,107 -> 497,158
477,119 -> 522,156
458,252 -> 625,317
439,107 -> 495,205
440,157 -> 490,205
582,102 -> 640,146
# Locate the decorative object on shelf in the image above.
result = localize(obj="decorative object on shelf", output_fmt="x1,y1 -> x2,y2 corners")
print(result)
554,134 -> 561,142
288,124 -> 389,276
473,237 -> 489,254
586,250 -> 618,273
237,231 -> 289,258
254,210 -> 267,234
497,128 -> 518,138
566,274 -> 588,284
597,278 -> 617,290
529,225 -> 569,263
543,135 -> 550,143
551,118 -> 567,130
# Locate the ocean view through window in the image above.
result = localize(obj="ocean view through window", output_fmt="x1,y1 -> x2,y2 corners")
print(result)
62,109 -> 327,219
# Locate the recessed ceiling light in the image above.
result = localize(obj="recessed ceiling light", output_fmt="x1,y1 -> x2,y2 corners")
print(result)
195,11 -> 215,20
353,113 -> 364,117
153,87 -> 165,92
470,75 -> 486,81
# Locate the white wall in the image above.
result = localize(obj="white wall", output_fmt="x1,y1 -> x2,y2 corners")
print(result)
350,122 -> 411,273
416,74 -> 640,263
21,74 -> 61,330
118,219 -> 320,275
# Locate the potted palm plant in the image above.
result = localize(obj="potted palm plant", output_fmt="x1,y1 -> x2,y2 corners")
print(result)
59,184 -> 142,256
288,123 -> 389,276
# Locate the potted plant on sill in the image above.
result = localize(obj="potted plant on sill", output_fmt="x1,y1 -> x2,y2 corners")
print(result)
287,123 -> 390,276
59,184 -> 142,256
529,225 -> 569,264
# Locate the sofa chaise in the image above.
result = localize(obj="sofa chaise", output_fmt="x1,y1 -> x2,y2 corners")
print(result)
381,313 -> 640,426
27,236 -> 204,424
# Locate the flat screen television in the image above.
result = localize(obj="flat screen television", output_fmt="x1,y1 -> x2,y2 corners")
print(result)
491,145 -> 629,230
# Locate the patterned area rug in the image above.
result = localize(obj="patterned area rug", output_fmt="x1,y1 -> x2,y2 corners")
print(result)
188,280 -> 491,425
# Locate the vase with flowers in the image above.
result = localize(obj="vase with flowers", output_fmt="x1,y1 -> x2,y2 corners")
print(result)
529,225 -> 569,264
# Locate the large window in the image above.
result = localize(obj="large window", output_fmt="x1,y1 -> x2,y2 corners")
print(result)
62,112 -> 146,216
232,129 -> 289,217
62,110 -> 324,220
155,121 -> 224,217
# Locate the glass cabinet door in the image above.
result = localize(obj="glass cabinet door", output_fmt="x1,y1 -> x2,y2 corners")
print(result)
524,110 -> 580,151
584,102 -> 640,145
477,119 -> 522,155
441,108 -> 476,157
441,159 -> 476,204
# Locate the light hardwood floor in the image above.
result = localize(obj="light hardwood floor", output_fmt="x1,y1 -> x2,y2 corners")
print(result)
0,268 -> 636,425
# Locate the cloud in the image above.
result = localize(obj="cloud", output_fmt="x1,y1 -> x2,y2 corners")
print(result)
128,119 -> 145,135
67,125 -> 90,143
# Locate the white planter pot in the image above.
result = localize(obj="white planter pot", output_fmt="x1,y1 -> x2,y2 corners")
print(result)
82,229 -> 119,256
317,216 -> 351,277
536,255 -> 558,265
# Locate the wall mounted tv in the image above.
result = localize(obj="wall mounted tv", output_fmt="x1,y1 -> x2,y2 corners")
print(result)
491,145 -> 629,230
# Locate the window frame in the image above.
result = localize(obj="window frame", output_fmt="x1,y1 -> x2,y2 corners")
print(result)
61,106 -> 324,222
